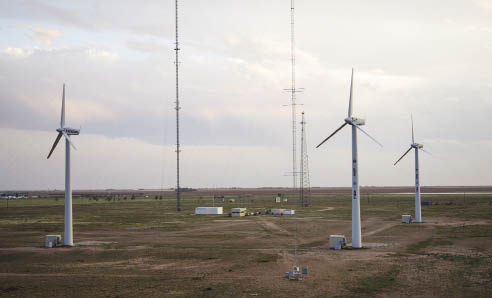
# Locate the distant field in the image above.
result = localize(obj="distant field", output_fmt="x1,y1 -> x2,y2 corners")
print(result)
4,185 -> 492,198
0,193 -> 491,297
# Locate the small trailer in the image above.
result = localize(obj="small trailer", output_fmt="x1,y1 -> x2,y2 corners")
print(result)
271,209 -> 285,215
231,208 -> 247,217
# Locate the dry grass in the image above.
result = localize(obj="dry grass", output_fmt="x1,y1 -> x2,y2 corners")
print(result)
0,193 -> 491,297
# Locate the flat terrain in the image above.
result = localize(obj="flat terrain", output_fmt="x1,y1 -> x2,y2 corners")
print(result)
0,192 -> 491,297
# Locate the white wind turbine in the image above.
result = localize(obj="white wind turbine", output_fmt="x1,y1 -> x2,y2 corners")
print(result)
316,69 -> 382,248
393,116 -> 427,223
47,84 -> 80,246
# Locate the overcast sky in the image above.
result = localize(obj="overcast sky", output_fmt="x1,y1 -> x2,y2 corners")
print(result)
1,0 -> 491,190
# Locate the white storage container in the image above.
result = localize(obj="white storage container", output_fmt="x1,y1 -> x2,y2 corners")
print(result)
195,207 -> 223,215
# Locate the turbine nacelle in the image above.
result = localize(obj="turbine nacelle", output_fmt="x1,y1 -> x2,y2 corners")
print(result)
345,117 -> 365,126
411,143 -> 423,149
57,127 -> 80,136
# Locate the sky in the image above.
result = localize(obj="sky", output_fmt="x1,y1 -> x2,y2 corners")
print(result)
0,0 -> 491,190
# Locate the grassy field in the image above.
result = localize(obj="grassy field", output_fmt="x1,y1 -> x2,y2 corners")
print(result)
0,193 -> 491,297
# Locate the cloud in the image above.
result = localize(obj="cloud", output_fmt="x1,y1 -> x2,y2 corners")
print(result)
474,0 -> 492,10
86,48 -> 119,60
3,47 -> 34,58
30,27 -> 63,45
1,1 -> 492,189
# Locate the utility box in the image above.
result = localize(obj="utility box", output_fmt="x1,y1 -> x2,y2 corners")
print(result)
401,215 -> 412,224
329,235 -> 346,250
271,209 -> 285,215
284,209 -> 296,215
45,235 -> 61,248
231,208 -> 247,217
195,207 -> 223,215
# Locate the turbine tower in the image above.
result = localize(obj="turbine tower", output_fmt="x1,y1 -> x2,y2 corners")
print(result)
316,69 -> 382,248
394,116 -> 427,223
47,84 -> 80,246
174,0 -> 182,211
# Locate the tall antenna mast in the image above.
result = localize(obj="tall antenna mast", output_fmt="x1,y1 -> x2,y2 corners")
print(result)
174,0 -> 181,211
289,0 -> 298,194
300,112 -> 311,207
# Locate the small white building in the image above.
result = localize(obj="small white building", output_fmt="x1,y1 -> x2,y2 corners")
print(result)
284,209 -> 295,215
401,215 -> 412,224
231,208 -> 247,217
275,196 -> 281,203
195,207 -> 223,215
329,235 -> 346,250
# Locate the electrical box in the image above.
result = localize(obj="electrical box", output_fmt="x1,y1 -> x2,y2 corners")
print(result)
329,235 -> 346,250
401,215 -> 412,224
45,235 -> 61,248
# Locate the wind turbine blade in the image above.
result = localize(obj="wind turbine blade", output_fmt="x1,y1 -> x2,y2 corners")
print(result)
411,114 -> 414,143
393,147 -> 412,166
420,148 -> 433,156
354,124 -> 383,147
316,122 -> 347,148
348,68 -> 354,117
61,84 -> 65,128
62,131 -> 77,150
47,132 -> 63,159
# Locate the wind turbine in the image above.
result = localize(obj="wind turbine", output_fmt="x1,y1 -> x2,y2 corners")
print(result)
47,84 -> 80,246
393,116 -> 427,223
316,69 -> 382,248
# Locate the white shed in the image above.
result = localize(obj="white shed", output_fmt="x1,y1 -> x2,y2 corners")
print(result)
195,207 -> 223,215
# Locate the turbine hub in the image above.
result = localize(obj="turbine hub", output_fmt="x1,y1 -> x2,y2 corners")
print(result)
345,117 -> 365,126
